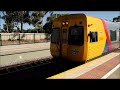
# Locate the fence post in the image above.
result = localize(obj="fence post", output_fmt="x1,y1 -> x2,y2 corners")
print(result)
47,33 -> 49,42
0,34 -> 2,46
119,28 -> 120,48
19,33 -> 20,44
33,33 -> 35,43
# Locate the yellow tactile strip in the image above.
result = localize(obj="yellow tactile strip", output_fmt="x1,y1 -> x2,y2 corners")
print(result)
76,55 -> 120,79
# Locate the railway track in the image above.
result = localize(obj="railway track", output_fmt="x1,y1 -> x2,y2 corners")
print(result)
0,56 -> 53,76
0,49 -> 119,80
0,56 -> 81,80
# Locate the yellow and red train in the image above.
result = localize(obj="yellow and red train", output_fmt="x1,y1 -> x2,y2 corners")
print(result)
50,14 -> 120,63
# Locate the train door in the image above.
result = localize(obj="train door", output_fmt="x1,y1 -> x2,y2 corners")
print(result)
60,27 -> 68,58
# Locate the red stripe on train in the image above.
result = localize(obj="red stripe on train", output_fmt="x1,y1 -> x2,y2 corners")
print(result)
100,18 -> 112,51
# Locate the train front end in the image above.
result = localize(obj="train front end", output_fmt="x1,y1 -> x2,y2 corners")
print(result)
50,14 -> 88,63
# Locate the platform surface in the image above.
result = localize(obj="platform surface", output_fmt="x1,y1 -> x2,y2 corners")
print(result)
48,49 -> 120,79
0,42 -> 51,67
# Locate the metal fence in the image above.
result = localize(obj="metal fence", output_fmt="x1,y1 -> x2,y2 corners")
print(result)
0,33 -> 51,46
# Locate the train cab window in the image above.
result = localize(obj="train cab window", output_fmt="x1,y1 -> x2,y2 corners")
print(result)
110,30 -> 116,41
68,26 -> 84,45
89,31 -> 98,43
51,28 -> 60,43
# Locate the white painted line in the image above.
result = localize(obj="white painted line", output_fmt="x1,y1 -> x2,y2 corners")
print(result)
101,64 -> 120,79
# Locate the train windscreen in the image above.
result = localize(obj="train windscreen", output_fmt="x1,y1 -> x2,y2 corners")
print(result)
68,26 -> 84,45
51,28 -> 60,43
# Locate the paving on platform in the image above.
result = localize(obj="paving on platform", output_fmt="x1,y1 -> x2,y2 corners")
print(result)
47,48 -> 120,79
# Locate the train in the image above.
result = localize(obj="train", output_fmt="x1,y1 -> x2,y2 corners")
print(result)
50,14 -> 120,63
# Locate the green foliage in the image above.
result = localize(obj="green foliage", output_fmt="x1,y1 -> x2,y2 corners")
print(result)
29,11 -> 48,27
43,13 -> 67,34
43,22 -> 52,33
0,11 -> 50,33
3,23 -> 14,33
113,16 -> 120,22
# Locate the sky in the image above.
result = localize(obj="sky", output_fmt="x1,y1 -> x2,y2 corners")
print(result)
0,11 -> 120,30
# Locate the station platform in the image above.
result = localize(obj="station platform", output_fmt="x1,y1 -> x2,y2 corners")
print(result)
47,48 -> 120,79
0,42 -> 50,55
0,42 -> 51,67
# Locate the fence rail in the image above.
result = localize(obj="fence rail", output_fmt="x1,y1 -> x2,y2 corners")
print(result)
0,33 -> 51,46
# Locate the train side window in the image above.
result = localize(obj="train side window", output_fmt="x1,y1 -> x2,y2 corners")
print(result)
89,31 -> 98,43
110,30 -> 116,41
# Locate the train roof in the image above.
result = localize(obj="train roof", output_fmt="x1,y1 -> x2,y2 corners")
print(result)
61,14 -> 119,23
54,14 -> 120,31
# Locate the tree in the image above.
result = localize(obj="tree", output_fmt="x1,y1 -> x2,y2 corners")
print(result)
43,22 -> 52,33
0,11 -> 50,33
29,11 -> 48,33
1,11 -> 25,32
1,11 -> 14,33
11,11 -> 30,33
113,16 -> 120,22
43,13 -> 67,33
3,23 -> 14,33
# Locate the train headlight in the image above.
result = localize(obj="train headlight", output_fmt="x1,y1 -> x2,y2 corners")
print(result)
62,21 -> 68,26
62,22 -> 65,25
65,21 -> 68,25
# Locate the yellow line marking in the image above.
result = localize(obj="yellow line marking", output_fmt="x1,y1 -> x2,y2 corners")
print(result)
47,52 -> 116,79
